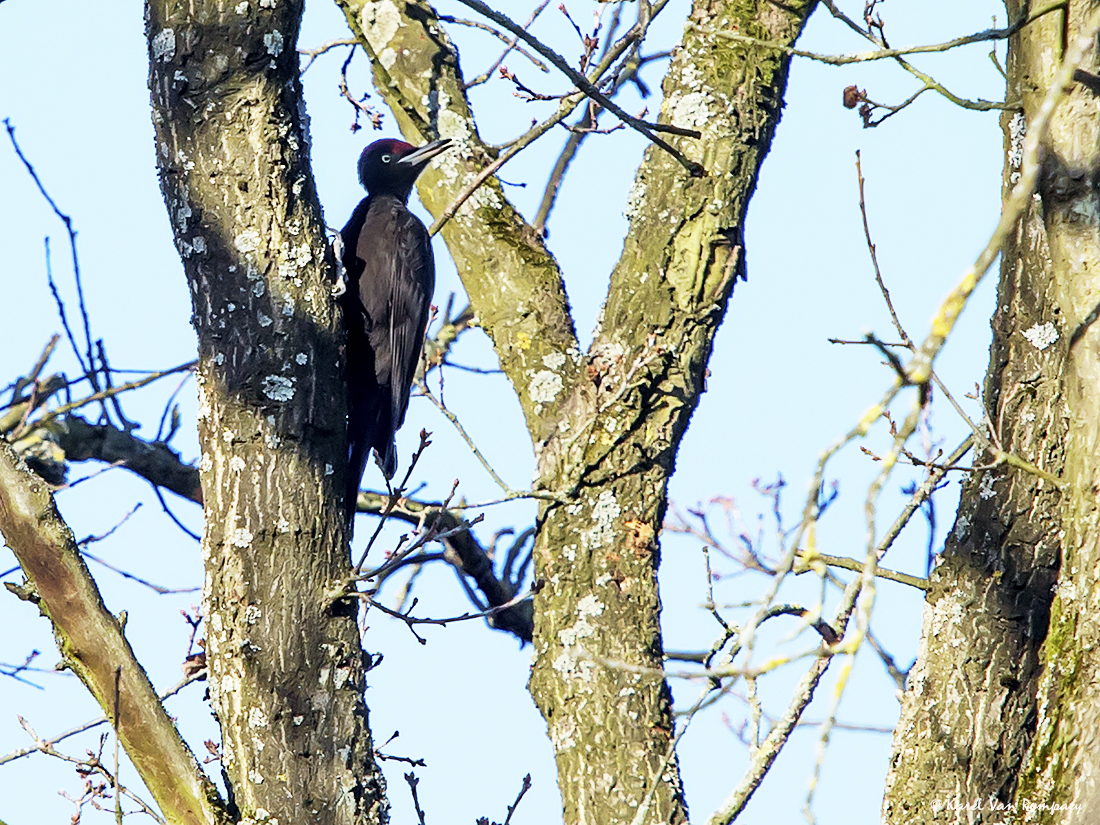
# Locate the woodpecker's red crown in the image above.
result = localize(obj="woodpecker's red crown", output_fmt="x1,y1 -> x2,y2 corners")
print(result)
357,138 -> 451,199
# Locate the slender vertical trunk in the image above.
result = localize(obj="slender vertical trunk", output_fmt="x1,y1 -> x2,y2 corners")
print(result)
527,3 -> 815,821
883,3 -> 1100,821
145,2 -> 387,822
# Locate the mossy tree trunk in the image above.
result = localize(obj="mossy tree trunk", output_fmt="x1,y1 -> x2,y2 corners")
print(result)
338,0 -> 814,822
145,2 -> 387,823
882,2 -> 1100,822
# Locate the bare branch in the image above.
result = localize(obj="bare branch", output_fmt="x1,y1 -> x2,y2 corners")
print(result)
450,0 -> 704,175
0,440 -> 228,824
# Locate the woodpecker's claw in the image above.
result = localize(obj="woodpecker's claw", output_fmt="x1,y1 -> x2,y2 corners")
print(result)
332,234 -> 348,297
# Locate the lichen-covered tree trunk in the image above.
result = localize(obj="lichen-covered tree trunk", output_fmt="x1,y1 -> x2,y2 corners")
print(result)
145,2 -> 387,823
528,5 -> 814,822
882,3 -> 1100,822
340,0 -> 813,821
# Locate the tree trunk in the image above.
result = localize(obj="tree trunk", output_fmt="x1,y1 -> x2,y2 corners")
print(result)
882,2 -> 1100,821
145,2 -> 387,822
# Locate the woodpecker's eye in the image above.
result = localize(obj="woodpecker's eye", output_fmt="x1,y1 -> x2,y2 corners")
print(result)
380,153 -> 392,163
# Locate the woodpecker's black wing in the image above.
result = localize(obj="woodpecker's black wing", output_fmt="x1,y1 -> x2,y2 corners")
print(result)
340,196 -> 377,524
359,196 -> 435,438
340,194 -> 434,523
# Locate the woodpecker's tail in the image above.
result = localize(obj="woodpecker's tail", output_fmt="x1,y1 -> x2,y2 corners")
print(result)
346,432 -> 371,529
346,399 -> 396,530
376,437 -> 397,480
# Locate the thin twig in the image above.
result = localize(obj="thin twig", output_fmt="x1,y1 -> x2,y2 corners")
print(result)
0,672 -> 206,766
450,0 -> 703,173
430,0 -> 676,234
441,3 -> 551,87
298,37 -> 358,74
418,382 -> 513,494
691,1 -> 1066,67
16,361 -> 196,435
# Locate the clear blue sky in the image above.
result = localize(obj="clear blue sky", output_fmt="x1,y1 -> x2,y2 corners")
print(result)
0,1 -> 1005,822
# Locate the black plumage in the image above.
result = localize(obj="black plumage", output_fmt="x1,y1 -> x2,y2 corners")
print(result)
339,137 -> 451,526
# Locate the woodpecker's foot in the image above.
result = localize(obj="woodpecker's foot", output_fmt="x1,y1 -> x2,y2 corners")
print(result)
331,234 -> 348,297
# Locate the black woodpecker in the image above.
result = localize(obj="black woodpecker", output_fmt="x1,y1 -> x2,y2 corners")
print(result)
339,137 -> 451,526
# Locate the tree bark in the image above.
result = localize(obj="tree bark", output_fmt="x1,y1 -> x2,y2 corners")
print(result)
145,2 -> 387,823
0,440 -> 228,825
882,3 -> 1100,822
340,0 -> 814,821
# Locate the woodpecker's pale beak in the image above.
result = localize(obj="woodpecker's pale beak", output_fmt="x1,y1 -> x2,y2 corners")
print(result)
397,138 -> 452,167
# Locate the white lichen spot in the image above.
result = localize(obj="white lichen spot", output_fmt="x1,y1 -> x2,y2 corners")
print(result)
292,715 -> 304,725
1021,410 -> 1036,424
232,528 -> 254,547
235,228 -> 261,254
296,352 -> 308,365
152,28 -> 176,61
254,810 -> 271,822
276,516 -> 290,533
582,490 -> 621,550
378,47 -> 397,70
592,340 -> 624,363
229,456 -> 246,472
175,200 -> 192,231
252,280 -> 265,297
257,311 -> 273,328
259,0 -> 275,7
1023,321 -> 1058,350
542,351 -> 566,370
552,649 -> 595,683
262,375 -> 295,401
667,90 -> 710,131
577,594 -> 604,621
978,473 -> 996,500
558,598 -> 604,648
1056,580 -> 1077,602
235,1 -> 248,13
930,596 -> 965,639
595,573 -> 611,587
360,0 -> 402,51
324,463 -> 334,476
192,236 -> 206,254
563,544 -> 576,562
277,242 -> 312,280
226,303 -> 236,312
1008,112 -> 1027,169
245,604 -> 262,625
249,770 -> 265,785
200,454 -> 213,472
263,31 -> 284,57
625,176 -> 646,220
437,108 -> 473,149
528,370 -> 563,404
549,717 -> 577,751
333,664 -> 352,689
213,353 -> 225,366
